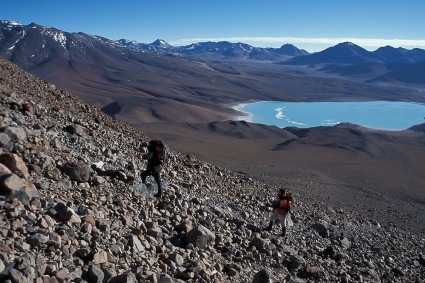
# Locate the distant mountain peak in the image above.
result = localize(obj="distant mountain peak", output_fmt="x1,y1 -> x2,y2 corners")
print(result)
334,41 -> 363,49
327,42 -> 372,56
28,22 -> 44,28
277,44 -> 309,56
117,38 -> 139,45
151,39 -> 171,47
283,41 -> 383,65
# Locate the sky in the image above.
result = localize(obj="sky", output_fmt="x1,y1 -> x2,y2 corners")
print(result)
1,0 -> 425,52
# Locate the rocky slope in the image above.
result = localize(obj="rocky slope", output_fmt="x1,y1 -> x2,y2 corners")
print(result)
0,57 -> 424,282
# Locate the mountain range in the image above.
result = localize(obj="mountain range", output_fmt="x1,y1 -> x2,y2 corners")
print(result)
2,20 -> 425,88
282,42 -> 425,84
117,38 -> 309,60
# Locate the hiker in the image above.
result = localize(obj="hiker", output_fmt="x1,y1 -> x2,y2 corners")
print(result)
264,188 -> 291,236
140,139 -> 166,198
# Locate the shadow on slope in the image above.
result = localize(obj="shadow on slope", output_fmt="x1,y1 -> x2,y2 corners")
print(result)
369,61 -> 425,85
276,123 -> 393,158
185,120 -> 297,140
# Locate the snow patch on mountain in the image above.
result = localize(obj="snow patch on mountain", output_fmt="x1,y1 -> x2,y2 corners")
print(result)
42,29 -> 67,49
7,30 -> 26,50
0,20 -> 21,29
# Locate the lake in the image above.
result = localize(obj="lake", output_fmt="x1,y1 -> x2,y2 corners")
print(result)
233,101 -> 425,130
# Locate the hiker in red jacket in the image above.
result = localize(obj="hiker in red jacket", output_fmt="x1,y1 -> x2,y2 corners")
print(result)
264,188 -> 291,236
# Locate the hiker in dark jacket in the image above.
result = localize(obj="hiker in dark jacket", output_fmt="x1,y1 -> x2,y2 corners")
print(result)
264,188 -> 291,236
141,140 -> 165,198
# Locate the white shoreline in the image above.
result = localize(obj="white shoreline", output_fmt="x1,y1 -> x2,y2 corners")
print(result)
228,102 -> 257,122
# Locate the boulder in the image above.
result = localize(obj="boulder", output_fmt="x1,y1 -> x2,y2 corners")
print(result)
27,233 -> 49,247
63,162 -> 90,182
130,235 -> 145,253
0,163 -> 12,176
0,173 -> 39,205
290,254 -> 306,270
64,124 -> 91,138
0,153 -> 29,178
4,126 -> 27,142
252,269 -> 272,283
186,225 -> 215,249
310,223 -> 330,238
0,133 -> 11,146
92,250 -> 108,265
109,272 -> 137,283
54,202 -> 75,221
88,264 -> 105,283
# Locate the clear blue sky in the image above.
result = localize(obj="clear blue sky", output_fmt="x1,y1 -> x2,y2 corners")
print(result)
2,0 -> 425,52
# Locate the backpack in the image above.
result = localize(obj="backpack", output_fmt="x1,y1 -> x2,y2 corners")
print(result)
285,192 -> 294,211
150,140 -> 166,165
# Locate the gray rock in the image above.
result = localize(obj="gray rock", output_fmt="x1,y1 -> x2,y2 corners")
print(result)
310,223 -> 330,238
64,124 -> 91,138
290,254 -> 306,270
357,267 -> 379,280
252,269 -> 272,283
0,173 -> 39,204
147,226 -> 162,238
186,225 -> 215,249
27,233 -> 49,247
9,268 -> 26,283
88,264 -> 104,283
130,235 -> 145,253
339,237 -> 351,249
0,258 -> 5,273
175,219 -> 193,235
70,268 -> 84,281
249,235 -> 270,251
109,244 -> 122,255
55,268 -> 70,281
109,272 -> 138,283
4,126 -> 26,142
168,253 -> 185,266
0,132 -> 11,146
63,162 -> 90,182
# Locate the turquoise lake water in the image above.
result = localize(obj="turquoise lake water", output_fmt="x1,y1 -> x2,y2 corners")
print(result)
234,101 -> 425,130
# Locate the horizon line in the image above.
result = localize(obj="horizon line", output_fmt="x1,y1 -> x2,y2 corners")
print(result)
170,37 -> 425,51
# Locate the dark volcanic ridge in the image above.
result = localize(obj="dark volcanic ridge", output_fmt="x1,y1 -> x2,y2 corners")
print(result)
1,56 -> 425,282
